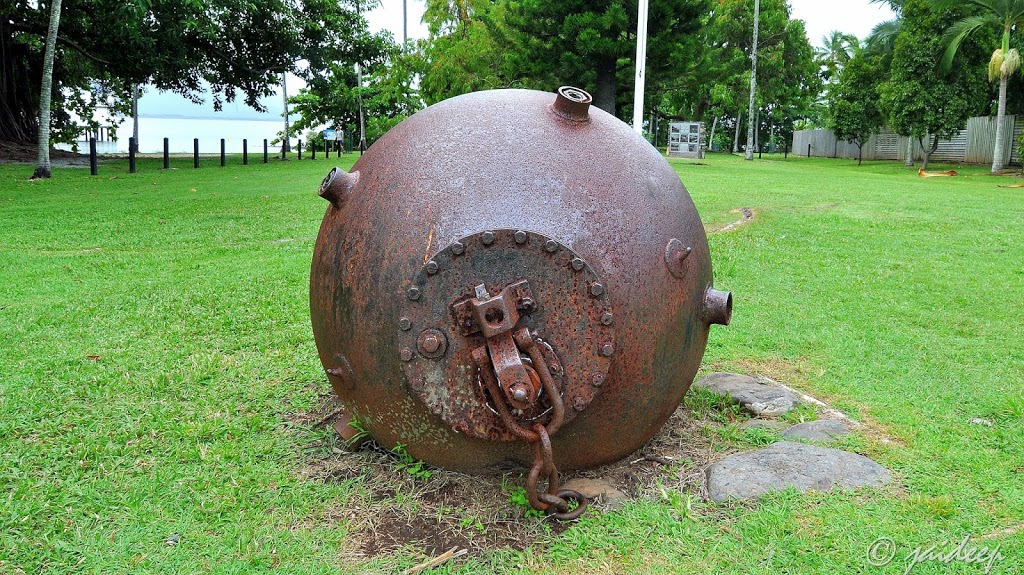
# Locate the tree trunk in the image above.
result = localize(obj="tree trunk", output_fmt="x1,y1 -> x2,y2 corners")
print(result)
921,134 -> 939,171
708,116 -> 719,152
594,56 -> 617,116
281,72 -> 291,153
858,143 -> 863,166
744,0 -> 760,161
733,112 -> 742,153
992,73 -> 1008,173
32,0 -> 62,179
904,136 -> 914,166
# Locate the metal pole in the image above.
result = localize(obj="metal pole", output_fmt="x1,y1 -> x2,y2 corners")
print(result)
193,138 -> 199,168
298,139 -> 302,160
243,139 -> 248,165
163,137 -> 169,169
220,138 -> 226,166
89,137 -> 97,175
129,137 -> 136,173
631,0 -> 650,135
263,139 -> 268,164
281,72 -> 291,153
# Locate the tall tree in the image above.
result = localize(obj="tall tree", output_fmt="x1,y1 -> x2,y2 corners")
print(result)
502,0 -> 708,117
289,40 -> 420,148
31,0 -> 61,179
818,30 -> 859,83
2,0 -> 388,151
657,0 -> 818,151
879,0 -> 989,169
418,0 -> 512,105
933,0 -> 1024,172
829,51 -> 886,165
745,0 -> 760,160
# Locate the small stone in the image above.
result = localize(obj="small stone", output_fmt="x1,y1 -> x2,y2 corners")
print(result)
969,418 -> 994,427
562,477 -> 629,508
782,419 -> 852,442
706,441 -> 890,503
693,372 -> 801,418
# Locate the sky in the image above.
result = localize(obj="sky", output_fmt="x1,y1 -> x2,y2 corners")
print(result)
138,0 -> 898,119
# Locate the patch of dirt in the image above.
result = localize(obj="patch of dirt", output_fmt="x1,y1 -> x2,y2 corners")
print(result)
707,207 -> 757,234
288,359 -> 896,559
289,394 -> 730,559
0,141 -> 91,166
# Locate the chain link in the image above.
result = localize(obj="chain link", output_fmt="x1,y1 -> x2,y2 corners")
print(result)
477,328 -> 588,520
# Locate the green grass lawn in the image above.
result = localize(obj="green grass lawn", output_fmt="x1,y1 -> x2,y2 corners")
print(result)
1,153 -> 1021,574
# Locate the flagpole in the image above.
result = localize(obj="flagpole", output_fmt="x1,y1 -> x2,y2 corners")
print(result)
632,0 -> 649,136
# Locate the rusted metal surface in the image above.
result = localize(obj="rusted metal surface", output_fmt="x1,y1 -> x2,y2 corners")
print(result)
310,86 -> 731,487
398,228 -> 612,442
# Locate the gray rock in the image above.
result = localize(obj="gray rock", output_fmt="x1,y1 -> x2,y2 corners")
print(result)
562,477 -> 629,508
706,441 -> 890,502
782,419 -> 852,442
693,372 -> 801,417
969,418 -> 994,427
741,419 -> 788,431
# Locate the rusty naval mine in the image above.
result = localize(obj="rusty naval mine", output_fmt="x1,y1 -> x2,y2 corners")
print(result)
311,86 -> 732,519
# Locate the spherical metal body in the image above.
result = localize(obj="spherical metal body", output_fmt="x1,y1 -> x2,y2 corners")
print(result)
311,88 -> 730,473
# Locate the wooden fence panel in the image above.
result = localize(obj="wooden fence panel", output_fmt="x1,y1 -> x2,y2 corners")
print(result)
794,115 -> 1021,166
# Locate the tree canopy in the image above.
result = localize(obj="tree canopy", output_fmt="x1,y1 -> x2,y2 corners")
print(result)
1,0 -> 390,145
879,0 -> 990,168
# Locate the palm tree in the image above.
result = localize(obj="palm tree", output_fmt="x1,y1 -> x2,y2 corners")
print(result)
866,0 -> 905,55
818,30 -> 859,82
935,0 -> 1024,172
31,0 -> 63,180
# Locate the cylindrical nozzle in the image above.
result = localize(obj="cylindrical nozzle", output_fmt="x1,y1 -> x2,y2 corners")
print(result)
319,167 -> 359,209
704,287 -> 733,326
551,86 -> 592,123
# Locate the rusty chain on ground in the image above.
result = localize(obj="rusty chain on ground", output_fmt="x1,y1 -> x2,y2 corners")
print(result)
475,327 -> 587,520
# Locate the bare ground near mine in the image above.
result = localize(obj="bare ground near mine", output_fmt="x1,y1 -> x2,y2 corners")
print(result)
285,390 -> 740,561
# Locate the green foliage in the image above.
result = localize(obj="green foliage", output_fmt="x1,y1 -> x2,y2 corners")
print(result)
879,0 -> 989,162
1,0 -> 390,144
659,0 -> 819,149
418,0 -> 710,120
1,156 -> 1023,572
418,0 -> 515,105
390,442 -> 433,481
288,41 -> 421,147
505,485 -> 544,518
828,52 -> 886,163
